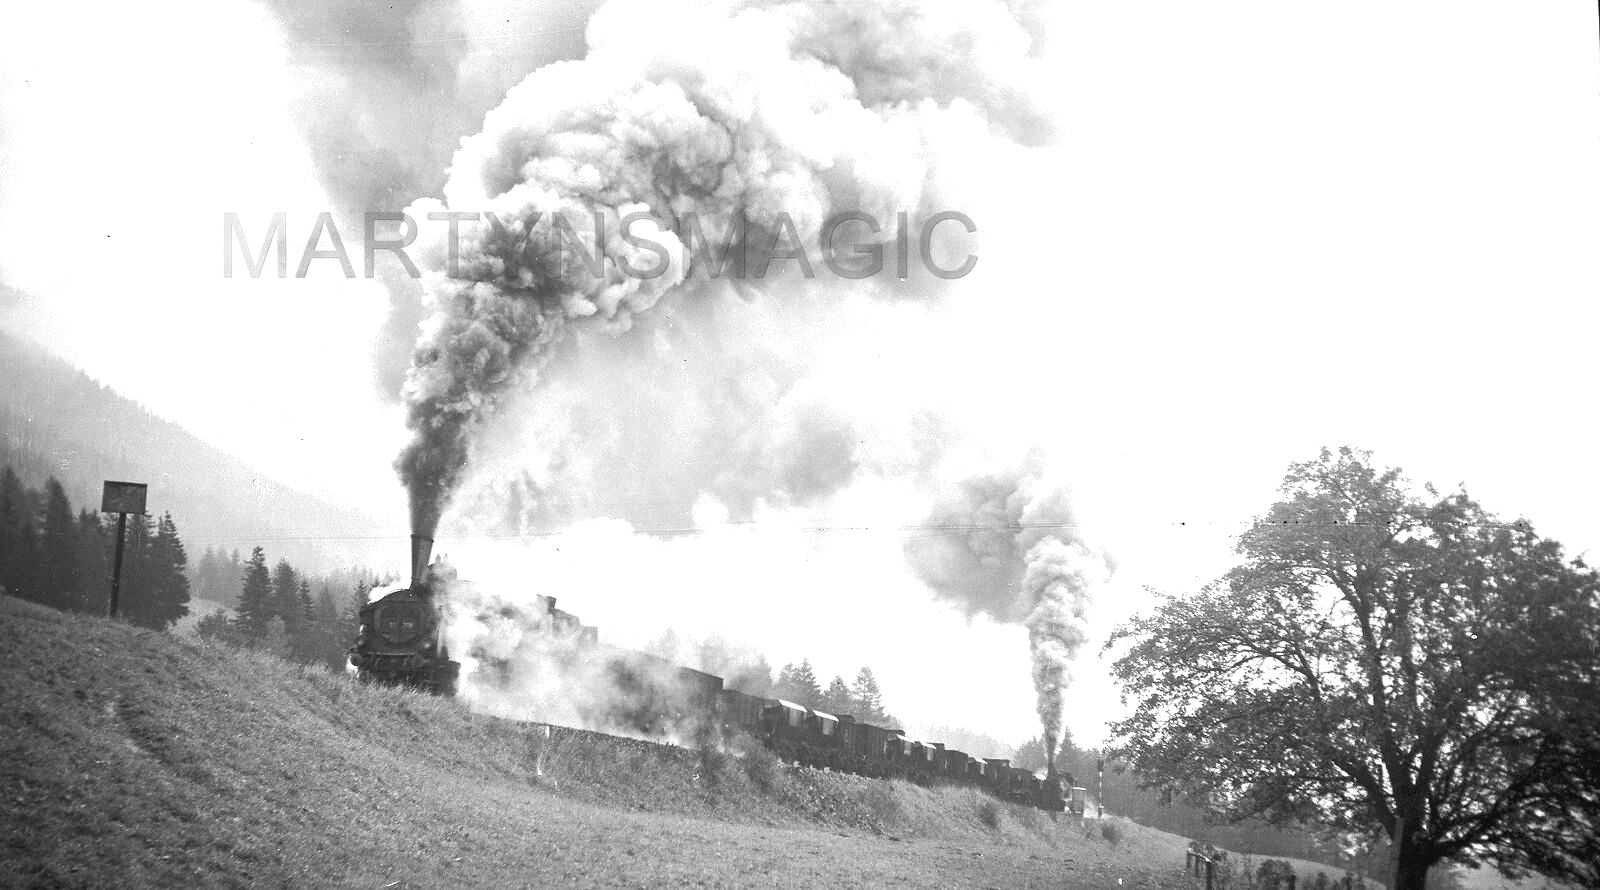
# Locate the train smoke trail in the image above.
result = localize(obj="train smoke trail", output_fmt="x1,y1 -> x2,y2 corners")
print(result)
904,458 -> 1106,770
394,0 -> 1054,537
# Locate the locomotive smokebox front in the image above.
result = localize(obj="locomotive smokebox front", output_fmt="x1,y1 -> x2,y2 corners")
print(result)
411,534 -> 434,587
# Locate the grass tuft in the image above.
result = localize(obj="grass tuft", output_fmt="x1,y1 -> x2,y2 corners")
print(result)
978,798 -> 1003,830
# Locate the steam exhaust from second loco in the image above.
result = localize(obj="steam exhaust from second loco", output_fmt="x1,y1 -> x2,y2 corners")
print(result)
902,457 -> 1108,774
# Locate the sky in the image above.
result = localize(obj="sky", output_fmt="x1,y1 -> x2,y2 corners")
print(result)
1,0 -> 1597,749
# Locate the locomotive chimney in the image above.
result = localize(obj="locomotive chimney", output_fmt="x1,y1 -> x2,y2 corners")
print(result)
410,534 -> 434,587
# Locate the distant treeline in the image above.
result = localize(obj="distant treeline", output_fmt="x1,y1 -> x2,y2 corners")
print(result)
192,548 -> 375,675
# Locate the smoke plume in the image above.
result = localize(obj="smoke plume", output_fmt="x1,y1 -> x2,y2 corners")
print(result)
394,0 -> 1054,537
904,457 -> 1108,769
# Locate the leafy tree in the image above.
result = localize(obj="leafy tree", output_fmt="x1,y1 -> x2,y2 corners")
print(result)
821,675 -> 853,715
236,547 -> 273,640
1108,448 -> 1600,890
851,666 -> 887,721
38,477 -> 77,610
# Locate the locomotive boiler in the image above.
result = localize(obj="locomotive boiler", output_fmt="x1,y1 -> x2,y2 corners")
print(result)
347,535 -> 462,695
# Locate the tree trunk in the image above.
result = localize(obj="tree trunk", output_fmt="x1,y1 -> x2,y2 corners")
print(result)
1392,852 -> 1430,890
1390,827 -> 1432,890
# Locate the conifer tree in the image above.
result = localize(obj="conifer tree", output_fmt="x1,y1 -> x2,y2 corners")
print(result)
312,585 -> 344,671
0,467 -> 38,599
270,559 -> 302,635
191,546 -> 241,608
296,579 -> 314,622
851,666 -> 886,721
38,477 -> 78,611
71,510 -> 108,613
822,675 -> 853,715
786,658 -> 822,707
118,513 -> 153,616
236,547 -> 273,640
125,512 -> 189,630
286,578 -> 321,664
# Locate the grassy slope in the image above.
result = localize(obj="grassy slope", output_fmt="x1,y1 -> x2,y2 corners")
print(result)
1,596 -> 1204,888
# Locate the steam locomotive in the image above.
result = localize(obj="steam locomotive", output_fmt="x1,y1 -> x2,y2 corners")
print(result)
348,536 -> 1078,813
347,536 -> 461,695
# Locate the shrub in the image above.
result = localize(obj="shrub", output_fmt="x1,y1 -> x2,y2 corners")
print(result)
1100,818 -> 1123,846
862,781 -> 902,828
1257,859 -> 1296,890
697,745 -> 731,788
741,744 -> 786,794
978,798 -> 1002,830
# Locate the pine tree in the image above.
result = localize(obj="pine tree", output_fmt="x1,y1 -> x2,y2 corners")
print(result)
70,511 -> 108,614
118,513 -> 153,618
296,579 -> 314,621
312,586 -> 343,671
287,578 -> 320,664
336,579 -> 372,663
786,658 -> 822,708
38,478 -> 78,611
0,467 -> 39,600
236,547 -> 273,640
227,549 -> 242,606
191,546 -> 241,608
851,666 -> 886,721
270,559 -> 302,635
125,512 -> 189,630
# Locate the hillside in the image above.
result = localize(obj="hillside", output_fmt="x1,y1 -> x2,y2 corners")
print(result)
0,329 -> 389,573
0,596 -> 1213,888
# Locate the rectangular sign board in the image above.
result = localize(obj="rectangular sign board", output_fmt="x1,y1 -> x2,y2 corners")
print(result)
101,481 -> 148,515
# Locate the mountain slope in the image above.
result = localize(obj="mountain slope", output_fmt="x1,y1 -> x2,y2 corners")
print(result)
0,329 -> 389,572
0,597 -> 1200,889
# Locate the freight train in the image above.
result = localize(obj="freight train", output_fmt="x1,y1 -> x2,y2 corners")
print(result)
349,536 -> 1076,813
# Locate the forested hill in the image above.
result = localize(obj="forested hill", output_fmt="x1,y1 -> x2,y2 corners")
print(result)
0,329 -> 388,573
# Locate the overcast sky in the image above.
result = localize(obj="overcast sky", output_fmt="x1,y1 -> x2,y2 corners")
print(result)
2,0 -> 1596,748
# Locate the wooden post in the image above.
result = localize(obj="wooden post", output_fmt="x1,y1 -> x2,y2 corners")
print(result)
1205,857 -> 1215,890
100,481 -> 146,619
107,511 -> 128,618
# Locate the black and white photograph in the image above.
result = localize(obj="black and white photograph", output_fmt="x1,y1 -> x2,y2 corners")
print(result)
1,1 -> 1596,887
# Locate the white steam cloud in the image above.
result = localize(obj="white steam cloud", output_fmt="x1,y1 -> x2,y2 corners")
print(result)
904,457 -> 1109,770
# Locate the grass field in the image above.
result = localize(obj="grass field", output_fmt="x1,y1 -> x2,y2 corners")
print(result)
0,596 -> 1436,888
